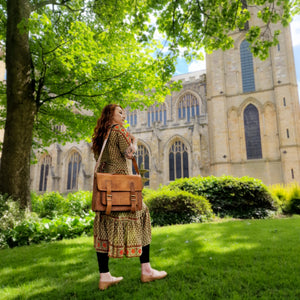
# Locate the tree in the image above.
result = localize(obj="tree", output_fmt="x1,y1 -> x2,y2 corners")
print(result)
0,0 -> 297,209
0,0 -> 179,209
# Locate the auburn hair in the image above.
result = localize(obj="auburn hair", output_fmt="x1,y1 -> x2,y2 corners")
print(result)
91,104 -> 122,157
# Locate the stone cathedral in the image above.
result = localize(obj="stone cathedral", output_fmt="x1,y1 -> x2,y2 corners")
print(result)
1,10 -> 300,194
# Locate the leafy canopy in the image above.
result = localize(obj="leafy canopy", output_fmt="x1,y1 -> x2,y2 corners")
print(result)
0,0 -> 298,148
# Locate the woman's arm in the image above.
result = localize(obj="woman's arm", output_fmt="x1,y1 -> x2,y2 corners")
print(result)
113,125 -> 136,159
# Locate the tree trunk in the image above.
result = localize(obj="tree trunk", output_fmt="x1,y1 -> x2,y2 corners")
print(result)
0,0 -> 36,209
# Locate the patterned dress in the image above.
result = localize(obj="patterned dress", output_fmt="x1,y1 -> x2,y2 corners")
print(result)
93,125 -> 152,258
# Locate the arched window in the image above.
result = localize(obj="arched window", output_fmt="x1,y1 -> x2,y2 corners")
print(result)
240,40 -> 255,93
169,140 -> 189,181
132,144 -> 150,186
178,93 -> 200,122
244,104 -> 262,159
147,103 -> 167,127
126,109 -> 137,126
39,155 -> 52,192
67,152 -> 82,190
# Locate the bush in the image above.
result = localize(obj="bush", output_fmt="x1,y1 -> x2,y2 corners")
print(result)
1,212 -> 95,249
31,190 -> 92,219
144,189 -> 213,226
268,184 -> 289,213
168,175 -> 277,219
31,192 -> 65,219
286,183 -> 300,214
65,190 -> 92,217
269,183 -> 300,214
0,194 -> 38,249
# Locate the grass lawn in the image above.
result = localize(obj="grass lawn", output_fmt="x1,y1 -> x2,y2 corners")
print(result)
1,216 -> 300,300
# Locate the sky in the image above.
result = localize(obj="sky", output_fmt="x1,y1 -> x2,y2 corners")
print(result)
175,15 -> 300,99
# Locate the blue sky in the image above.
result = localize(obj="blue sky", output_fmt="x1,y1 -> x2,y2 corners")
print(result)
175,15 -> 300,99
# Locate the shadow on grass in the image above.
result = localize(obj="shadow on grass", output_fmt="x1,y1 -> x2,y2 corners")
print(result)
1,216 -> 300,299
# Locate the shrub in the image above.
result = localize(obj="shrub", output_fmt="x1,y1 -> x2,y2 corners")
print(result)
144,189 -> 213,226
268,184 -> 289,213
65,190 -> 92,216
168,175 -> 277,219
1,191 -> 95,249
31,192 -> 65,219
269,183 -> 300,214
0,194 -> 37,249
286,183 -> 300,214
0,211 -> 95,249
0,195 -> 21,248
0,194 -> 29,232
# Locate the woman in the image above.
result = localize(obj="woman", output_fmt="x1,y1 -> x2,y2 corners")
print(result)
92,104 -> 167,290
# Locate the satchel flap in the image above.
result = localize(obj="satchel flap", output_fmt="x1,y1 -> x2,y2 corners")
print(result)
96,173 -> 143,191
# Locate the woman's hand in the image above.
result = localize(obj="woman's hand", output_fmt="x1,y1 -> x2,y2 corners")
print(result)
124,144 -> 136,159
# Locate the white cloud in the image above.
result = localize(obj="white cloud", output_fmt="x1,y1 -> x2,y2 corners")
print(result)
291,15 -> 300,47
188,60 -> 206,72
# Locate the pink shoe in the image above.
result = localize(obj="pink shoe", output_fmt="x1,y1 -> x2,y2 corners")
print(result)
141,271 -> 167,283
99,276 -> 123,290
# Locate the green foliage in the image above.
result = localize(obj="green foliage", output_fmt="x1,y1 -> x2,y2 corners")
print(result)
152,0 -> 293,60
142,187 -> 156,203
144,189 -> 213,226
31,190 -> 92,218
269,182 -> 300,214
65,190 -> 92,216
0,212 -> 94,249
0,194 -> 37,249
31,192 -> 65,219
11,3 -> 181,149
288,183 -> 300,214
0,0 -> 295,149
1,191 -> 94,249
0,195 -> 22,234
269,183 -> 290,212
168,175 -> 277,219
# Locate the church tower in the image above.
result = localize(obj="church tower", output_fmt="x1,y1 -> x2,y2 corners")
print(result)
206,10 -> 300,185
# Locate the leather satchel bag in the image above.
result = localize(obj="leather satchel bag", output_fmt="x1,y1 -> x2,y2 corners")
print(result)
92,127 -> 143,215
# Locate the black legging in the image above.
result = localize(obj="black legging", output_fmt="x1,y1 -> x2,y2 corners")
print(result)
97,244 -> 150,273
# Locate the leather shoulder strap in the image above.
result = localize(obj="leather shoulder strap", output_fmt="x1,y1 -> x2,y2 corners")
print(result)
94,126 -> 114,174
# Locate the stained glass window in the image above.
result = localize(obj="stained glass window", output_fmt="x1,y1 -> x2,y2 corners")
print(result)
169,141 -> 189,180
240,40 -> 255,93
147,103 -> 167,127
178,93 -> 200,122
132,145 -> 150,186
125,109 -> 137,126
39,155 -> 52,192
67,152 -> 82,190
244,104 -> 262,159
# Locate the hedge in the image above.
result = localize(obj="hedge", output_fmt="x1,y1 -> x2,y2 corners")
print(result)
168,175 -> 278,219
144,189 -> 213,226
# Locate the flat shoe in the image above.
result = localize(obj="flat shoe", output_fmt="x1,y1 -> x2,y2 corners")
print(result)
141,271 -> 167,283
99,276 -> 123,290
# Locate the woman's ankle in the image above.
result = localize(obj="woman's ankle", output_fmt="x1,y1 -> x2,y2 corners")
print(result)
141,262 -> 152,275
100,272 -> 111,281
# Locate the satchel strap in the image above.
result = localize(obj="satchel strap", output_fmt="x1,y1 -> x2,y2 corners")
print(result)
130,181 -> 136,213
105,180 -> 112,215
94,125 -> 140,175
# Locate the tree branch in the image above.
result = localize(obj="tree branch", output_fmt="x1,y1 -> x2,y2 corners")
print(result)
31,0 -> 82,12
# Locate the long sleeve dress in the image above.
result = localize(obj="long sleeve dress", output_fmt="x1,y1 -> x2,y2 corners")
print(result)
93,124 -> 152,258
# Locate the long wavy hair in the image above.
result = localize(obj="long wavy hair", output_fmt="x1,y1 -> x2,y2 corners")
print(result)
91,104 -> 121,157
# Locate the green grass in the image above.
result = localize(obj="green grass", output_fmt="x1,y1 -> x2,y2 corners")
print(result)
1,216 -> 300,300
